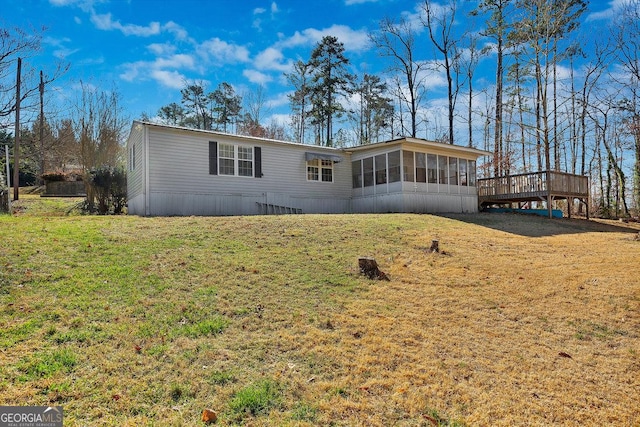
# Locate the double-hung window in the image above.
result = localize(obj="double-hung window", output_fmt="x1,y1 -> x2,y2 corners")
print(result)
209,141 -> 262,178
219,143 -> 236,175
237,146 -> 253,177
307,159 -> 333,182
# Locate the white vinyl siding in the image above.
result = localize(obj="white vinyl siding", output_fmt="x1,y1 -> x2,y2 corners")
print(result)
130,122 -> 485,216
142,125 -> 351,215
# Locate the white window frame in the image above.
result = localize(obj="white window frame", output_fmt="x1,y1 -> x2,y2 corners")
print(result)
219,143 -> 254,177
130,144 -> 136,171
306,158 -> 334,183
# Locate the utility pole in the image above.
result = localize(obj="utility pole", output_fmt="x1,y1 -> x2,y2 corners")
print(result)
13,57 -> 21,201
39,70 -> 44,185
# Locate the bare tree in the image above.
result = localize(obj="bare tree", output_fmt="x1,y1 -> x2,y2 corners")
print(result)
511,0 -> 587,175
423,0 -> 465,145
609,0 -> 640,213
239,85 -> 268,137
369,17 -> 426,138
472,0 -> 513,177
286,60 -> 312,144
73,82 -> 128,171
349,73 -> 393,145
462,32 -> 484,148
0,26 -> 67,127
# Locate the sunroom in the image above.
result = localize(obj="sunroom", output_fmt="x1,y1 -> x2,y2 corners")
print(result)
349,137 -> 489,213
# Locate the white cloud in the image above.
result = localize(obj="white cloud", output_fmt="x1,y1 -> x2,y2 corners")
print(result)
586,0 -> 628,21
56,0 -> 190,40
147,43 -> 177,56
150,69 -> 186,89
154,54 -> 196,70
268,91 -> 292,108
90,12 -> 162,36
198,37 -> 251,64
53,47 -> 80,59
278,24 -> 369,52
162,21 -> 189,41
254,47 -> 292,72
345,0 -> 378,5
120,53 -> 195,87
271,2 -> 278,14
49,0 -> 97,12
43,36 -> 79,59
254,7 -> 266,14
267,113 -> 291,126
243,69 -> 273,86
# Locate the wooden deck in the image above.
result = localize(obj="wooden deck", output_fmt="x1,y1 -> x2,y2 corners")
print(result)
478,171 -> 589,218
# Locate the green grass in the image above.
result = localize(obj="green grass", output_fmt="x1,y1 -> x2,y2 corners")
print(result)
228,379 -> 282,420
17,348 -> 77,381
1,195 -> 639,426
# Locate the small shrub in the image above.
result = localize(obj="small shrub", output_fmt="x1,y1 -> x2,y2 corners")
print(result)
41,172 -> 67,182
86,166 -> 127,214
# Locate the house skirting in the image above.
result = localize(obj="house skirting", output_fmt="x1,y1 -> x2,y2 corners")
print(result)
130,190 -> 478,216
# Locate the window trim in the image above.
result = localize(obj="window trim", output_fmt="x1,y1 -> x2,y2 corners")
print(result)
209,141 -> 261,178
306,158 -> 334,183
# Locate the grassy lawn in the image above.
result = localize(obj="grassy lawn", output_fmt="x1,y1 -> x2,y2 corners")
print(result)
1,195 -> 639,426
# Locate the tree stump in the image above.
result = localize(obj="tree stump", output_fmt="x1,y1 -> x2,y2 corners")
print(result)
358,257 -> 390,281
429,239 -> 439,253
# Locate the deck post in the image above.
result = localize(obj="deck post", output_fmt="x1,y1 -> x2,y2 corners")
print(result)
546,170 -> 552,218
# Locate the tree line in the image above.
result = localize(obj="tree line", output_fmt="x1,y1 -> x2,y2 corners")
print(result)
0,25 -> 127,212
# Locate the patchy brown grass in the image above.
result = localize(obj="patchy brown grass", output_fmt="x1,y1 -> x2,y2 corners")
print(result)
0,202 -> 639,426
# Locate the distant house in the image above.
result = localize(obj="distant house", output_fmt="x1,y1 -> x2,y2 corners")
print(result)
126,121 -> 488,216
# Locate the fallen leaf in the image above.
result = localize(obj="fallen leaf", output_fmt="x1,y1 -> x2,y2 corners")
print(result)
202,408 -> 217,424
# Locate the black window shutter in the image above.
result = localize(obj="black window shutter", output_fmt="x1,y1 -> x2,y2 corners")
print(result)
254,147 -> 262,178
209,141 -> 218,175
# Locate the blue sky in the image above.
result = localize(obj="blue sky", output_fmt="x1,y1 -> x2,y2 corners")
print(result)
2,0 -> 624,138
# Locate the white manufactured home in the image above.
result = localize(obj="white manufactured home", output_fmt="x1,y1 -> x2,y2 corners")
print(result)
126,121 -> 488,216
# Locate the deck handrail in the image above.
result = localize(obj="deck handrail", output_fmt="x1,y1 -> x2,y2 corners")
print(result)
478,171 -> 588,198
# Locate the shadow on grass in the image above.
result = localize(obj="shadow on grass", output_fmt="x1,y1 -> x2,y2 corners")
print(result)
443,212 -> 640,237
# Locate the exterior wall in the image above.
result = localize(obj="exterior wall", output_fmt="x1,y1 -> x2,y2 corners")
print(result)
142,125 -> 351,216
350,141 -> 481,214
127,123 -> 487,216
352,193 -> 478,214
126,123 -> 145,215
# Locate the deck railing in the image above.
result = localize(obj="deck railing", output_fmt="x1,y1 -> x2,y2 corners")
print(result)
478,171 -> 589,198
